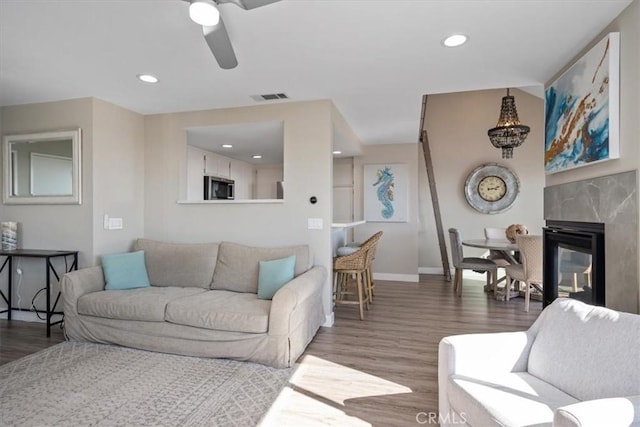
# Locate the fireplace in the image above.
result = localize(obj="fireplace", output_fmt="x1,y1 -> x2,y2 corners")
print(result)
543,220 -> 605,307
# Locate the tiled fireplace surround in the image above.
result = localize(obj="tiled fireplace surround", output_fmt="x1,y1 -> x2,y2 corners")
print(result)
544,170 -> 639,314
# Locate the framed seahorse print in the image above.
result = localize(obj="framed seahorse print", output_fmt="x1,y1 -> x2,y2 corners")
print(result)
363,163 -> 409,223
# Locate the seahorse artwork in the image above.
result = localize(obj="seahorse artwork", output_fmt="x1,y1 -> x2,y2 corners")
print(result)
372,166 -> 395,219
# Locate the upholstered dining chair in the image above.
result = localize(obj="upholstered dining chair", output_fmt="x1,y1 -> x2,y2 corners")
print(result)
504,235 -> 543,312
448,228 -> 498,297
483,227 -> 511,287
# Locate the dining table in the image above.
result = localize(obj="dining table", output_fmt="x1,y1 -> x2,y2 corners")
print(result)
462,238 -> 520,297
462,238 -> 519,263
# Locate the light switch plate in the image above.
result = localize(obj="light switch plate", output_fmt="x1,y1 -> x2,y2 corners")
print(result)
108,218 -> 123,230
307,218 -> 323,230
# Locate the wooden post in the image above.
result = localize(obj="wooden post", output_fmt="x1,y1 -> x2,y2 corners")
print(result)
419,95 -> 452,281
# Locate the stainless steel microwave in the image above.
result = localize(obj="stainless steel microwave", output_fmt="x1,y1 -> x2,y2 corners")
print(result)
204,176 -> 234,200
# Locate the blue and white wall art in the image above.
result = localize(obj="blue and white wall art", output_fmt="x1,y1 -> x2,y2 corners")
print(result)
545,32 -> 619,174
364,163 -> 408,223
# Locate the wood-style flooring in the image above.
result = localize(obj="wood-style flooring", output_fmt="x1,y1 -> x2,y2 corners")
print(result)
0,275 -> 542,426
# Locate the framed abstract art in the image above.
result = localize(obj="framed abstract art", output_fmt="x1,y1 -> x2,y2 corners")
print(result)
544,32 -> 620,174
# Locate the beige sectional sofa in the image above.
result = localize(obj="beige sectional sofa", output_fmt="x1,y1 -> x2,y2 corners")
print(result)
62,239 -> 326,368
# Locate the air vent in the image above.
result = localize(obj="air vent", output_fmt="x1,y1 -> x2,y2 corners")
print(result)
250,93 -> 289,102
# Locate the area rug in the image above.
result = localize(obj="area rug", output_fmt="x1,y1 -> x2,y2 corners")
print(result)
0,341 -> 294,426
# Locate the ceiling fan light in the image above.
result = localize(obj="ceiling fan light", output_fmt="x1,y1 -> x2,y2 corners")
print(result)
189,0 -> 220,26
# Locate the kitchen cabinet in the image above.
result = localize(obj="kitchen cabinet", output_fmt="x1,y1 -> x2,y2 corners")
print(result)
229,158 -> 254,200
204,153 -> 231,178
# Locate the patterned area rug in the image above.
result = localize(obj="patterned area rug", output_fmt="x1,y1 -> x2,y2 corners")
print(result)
0,341 -> 293,426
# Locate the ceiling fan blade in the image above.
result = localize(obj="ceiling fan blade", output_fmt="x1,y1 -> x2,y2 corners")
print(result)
202,17 -> 238,69
217,0 -> 281,10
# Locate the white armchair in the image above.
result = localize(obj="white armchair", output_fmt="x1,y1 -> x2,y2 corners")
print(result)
439,298 -> 640,427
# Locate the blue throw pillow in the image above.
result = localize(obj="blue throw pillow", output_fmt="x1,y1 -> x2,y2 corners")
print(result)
102,250 -> 151,291
257,255 -> 296,300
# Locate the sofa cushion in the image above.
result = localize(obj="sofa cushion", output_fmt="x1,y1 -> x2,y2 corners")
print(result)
78,286 -> 206,322
165,290 -> 271,333
448,372 -> 578,427
211,242 -> 311,293
101,251 -> 150,291
257,255 -> 296,300
528,298 -> 640,402
133,239 -> 219,289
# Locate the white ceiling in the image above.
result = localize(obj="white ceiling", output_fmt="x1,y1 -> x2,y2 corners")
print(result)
0,0 -> 632,147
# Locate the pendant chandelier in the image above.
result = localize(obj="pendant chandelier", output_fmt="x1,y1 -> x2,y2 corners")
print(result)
487,89 -> 530,159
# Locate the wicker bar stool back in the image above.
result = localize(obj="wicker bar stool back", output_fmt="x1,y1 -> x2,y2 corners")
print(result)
362,231 -> 383,302
332,231 -> 381,320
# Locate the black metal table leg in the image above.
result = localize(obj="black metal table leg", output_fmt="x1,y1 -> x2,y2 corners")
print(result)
8,256 -> 12,321
46,256 -> 51,337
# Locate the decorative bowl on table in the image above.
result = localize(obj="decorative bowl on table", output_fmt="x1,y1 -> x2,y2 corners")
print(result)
505,224 -> 528,243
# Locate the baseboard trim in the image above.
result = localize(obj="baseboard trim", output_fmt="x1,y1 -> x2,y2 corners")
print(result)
373,273 -> 419,283
419,267 -> 447,274
0,310 -> 49,323
322,312 -> 334,327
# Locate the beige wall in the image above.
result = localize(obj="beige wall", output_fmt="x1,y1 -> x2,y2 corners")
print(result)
353,144 -> 420,281
420,89 -> 546,270
143,100 -> 336,319
544,1 -> 640,309
0,97 -> 145,314
92,99 -> 145,260
0,98 -> 95,310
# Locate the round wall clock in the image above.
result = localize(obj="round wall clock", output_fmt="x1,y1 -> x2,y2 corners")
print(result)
464,163 -> 520,214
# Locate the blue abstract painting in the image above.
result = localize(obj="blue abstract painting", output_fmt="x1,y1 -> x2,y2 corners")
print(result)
364,164 -> 408,223
545,33 -> 619,174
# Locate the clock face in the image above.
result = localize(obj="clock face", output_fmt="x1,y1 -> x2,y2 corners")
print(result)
478,176 -> 507,202
464,163 -> 519,214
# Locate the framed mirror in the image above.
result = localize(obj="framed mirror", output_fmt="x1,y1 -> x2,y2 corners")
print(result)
3,128 -> 82,204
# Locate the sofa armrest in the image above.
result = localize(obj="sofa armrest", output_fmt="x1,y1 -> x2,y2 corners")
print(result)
268,266 -> 326,336
554,395 -> 640,427
438,330 -> 535,425
61,266 -> 105,316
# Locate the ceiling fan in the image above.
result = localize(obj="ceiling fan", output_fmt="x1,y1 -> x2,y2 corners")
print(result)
184,0 -> 281,69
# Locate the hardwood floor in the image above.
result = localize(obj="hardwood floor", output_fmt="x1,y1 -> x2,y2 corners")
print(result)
0,275 -> 542,426
0,318 -> 64,365
266,275 -> 542,426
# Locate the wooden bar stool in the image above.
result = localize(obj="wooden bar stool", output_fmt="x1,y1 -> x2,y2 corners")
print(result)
333,231 -> 383,319
333,246 -> 370,320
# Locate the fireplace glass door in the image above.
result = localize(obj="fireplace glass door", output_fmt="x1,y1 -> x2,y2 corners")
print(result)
557,247 -> 592,302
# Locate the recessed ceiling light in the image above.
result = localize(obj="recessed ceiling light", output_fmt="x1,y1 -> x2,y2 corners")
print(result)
221,144 -> 233,148
252,155 -> 262,159
442,34 -> 468,48
333,151 -> 342,155
137,74 -> 159,83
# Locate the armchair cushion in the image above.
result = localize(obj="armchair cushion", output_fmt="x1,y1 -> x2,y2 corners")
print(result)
554,395 -> 640,427
449,372 -> 578,427
528,299 -> 640,401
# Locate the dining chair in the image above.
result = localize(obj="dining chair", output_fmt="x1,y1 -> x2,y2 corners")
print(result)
504,234 -> 543,312
448,228 -> 498,297
483,227 -> 511,287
